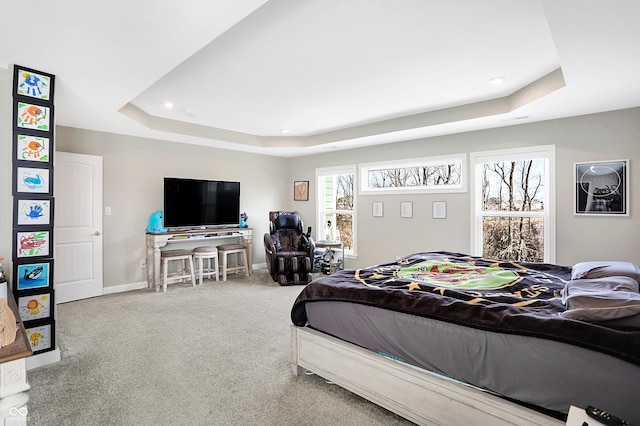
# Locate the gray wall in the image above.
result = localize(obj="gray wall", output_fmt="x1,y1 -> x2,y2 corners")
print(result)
2,65 -> 639,290
0,69 -> 12,279
55,127 -> 289,288
290,108 -> 640,267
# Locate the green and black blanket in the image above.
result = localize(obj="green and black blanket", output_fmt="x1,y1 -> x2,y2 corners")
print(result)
291,251 -> 640,366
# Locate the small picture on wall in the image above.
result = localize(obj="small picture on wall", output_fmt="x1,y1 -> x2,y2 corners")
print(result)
15,100 -> 52,132
24,320 -> 55,354
14,259 -> 53,291
294,180 -> 309,201
575,160 -> 628,215
14,132 -> 52,164
18,292 -> 53,322
14,165 -> 52,195
15,229 -> 52,259
14,65 -> 55,102
14,197 -> 54,227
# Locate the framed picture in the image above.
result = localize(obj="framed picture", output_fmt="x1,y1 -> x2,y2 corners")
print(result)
13,165 -> 52,195
372,201 -> 384,217
24,319 -> 55,354
13,65 -> 55,103
14,131 -> 53,164
575,159 -> 628,215
17,291 -> 53,322
14,229 -> 52,259
14,100 -> 53,132
13,259 -> 54,291
401,201 -> 413,218
14,197 -> 54,227
294,180 -> 309,201
432,201 -> 447,219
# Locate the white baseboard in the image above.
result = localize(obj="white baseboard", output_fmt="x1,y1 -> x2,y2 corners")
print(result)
102,281 -> 148,295
102,264 -> 265,295
26,348 -> 61,370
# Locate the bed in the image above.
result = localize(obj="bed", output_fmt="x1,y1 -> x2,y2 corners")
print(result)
290,251 -> 640,425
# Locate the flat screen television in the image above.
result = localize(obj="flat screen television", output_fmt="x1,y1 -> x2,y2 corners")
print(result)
163,177 -> 240,229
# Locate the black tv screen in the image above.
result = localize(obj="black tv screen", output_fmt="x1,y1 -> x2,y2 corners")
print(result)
163,178 -> 240,229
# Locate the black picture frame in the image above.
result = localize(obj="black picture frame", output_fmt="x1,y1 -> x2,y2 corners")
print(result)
13,196 -> 54,228
13,64 -> 55,103
13,130 -> 54,166
294,180 -> 309,201
13,98 -> 54,133
13,163 -> 53,196
574,159 -> 629,216
16,290 -> 54,322
13,258 -> 54,292
23,319 -> 55,355
13,228 -> 53,260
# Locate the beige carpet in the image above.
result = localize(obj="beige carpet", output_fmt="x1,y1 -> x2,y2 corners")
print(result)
26,270 -> 413,425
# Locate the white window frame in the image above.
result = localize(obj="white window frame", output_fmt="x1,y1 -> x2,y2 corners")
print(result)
359,153 -> 467,195
470,145 -> 556,263
316,165 -> 357,258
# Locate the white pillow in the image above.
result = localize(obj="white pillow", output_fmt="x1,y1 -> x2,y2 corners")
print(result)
571,261 -> 640,281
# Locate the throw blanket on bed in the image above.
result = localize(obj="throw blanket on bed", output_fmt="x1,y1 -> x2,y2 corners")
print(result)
291,251 -> 640,366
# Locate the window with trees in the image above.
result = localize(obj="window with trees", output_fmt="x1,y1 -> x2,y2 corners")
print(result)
316,165 -> 356,256
359,154 -> 466,194
470,146 -> 555,263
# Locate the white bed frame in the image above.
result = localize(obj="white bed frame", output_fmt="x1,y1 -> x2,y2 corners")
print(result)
291,325 -> 563,426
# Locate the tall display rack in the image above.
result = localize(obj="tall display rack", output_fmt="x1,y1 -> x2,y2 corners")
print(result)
10,65 -> 56,356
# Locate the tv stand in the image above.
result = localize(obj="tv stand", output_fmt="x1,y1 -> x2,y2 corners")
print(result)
145,228 -> 253,291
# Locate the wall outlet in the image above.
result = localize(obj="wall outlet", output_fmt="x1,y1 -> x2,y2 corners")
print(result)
140,259 -> 147,268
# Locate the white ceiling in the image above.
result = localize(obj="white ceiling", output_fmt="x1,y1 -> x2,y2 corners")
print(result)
1,0 -> 639,157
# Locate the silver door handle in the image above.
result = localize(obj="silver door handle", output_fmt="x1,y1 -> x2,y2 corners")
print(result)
93,231 -> 101,236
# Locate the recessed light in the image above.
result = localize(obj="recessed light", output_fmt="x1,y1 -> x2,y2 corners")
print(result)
164,102 -> 174,109
488,76 -> 505,86
280,129 -> 290,134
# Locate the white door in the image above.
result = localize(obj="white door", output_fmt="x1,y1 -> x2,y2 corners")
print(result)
54,152 -> 103,303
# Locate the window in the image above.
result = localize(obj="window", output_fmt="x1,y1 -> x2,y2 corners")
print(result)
360,154 -> 466,194
316,165 -> 356,256
470,146 -> 555,263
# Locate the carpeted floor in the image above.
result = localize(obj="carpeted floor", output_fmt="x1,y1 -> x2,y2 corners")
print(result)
26,270 -> 413,425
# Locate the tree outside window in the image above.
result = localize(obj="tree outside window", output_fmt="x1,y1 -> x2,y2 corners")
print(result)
317,167 -> 356,255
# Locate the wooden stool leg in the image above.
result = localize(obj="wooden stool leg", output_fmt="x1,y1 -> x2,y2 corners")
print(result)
197,256 -> 204,285
242,250 -> 249,277
222,253 -> 228,281
162,260 -> 169,292
214,256 -> 219,281
188,256 -> 196,287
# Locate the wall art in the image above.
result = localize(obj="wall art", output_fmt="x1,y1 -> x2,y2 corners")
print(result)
13,65 -> 55,102
14,229 -> 52,259
14,132 -> 52,164
18,292 -> 53,322
15,100 -> 53,132
14,197 -> 54,227
13,259 -> 54,291
24,320 -> 55,354
575,159 -> 628,215
13,165 -> 52,195
294,180 -> 309,201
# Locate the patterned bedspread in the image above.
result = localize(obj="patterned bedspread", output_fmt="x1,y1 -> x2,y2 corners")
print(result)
291,251 -> 640,366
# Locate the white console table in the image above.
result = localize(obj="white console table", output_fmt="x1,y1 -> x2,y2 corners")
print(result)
145,228 -> 253,291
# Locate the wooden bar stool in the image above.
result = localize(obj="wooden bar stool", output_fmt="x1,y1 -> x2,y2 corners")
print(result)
217,243 -> 249,281
160,249 -> 196,292
193,246 -> 219,285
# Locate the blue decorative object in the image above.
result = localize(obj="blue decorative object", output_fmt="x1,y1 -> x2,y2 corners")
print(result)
240,212 -> 249,228
147,210 -> 168,233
